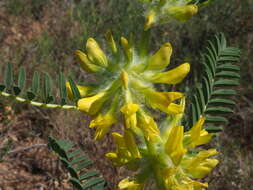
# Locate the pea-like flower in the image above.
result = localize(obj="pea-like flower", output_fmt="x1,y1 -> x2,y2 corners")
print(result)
69,32 -> 190,140
110,116 -> 218,190
140,0 -> 211,30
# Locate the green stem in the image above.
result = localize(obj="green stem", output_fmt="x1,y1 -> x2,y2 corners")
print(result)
139,29 -> 151,58
144,137 -> 167,190
0,91 -> 77,110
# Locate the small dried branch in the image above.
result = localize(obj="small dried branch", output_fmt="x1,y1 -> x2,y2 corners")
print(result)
7,144 -> 47,155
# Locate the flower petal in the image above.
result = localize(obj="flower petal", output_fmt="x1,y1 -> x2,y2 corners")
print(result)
187,117 -> 214,148
124,130 -> 141,158
145,63 -> 190,84
119,178 -> 143,190
137,112 -> 160,142
89,113 -> 117,140
165,126 -> 186,166
183,149 -> 219,179
146,42 -> 172,71
121,104 -> 140,116
77,92 -> 106,115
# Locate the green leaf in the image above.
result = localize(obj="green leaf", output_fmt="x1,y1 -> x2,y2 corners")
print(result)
218,56 -> 240,62
44,73 -> 54,103
48,136 -> 106,190
79,170 -> 100,181
18,67 -> 26,90
205,107 -> 234,114
187,33 -> 240,132
209,98 -> 235,106
204,125 -> 222,133
196,87 -> 205,113
68,149 -> 82,159
217,63 -> 240,71
202,77 -> 210,103
68,77 -> 81,102
59,73 -> 67,105
216,71 -> 240,78
212,89 -> 236,96
214,79 -> 239,87
204,54 -> 215,77
75,160 -> 93,171
82,178 -> 104,190
190,103 -> 197,127
4,63 -> 13,92
206,116 -> 228,123
193,95 -> 201,121
70,178 -> 83,190
31,71 -> 40,94
71,156 -> 88,165
13,67 -> 26,95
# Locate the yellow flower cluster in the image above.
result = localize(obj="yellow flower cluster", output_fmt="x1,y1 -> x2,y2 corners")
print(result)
67,33 -> 190,140
140,0 -> 211,30
111,117 -> 218,190
67,15 -> 218,188
0,0 -> 220,188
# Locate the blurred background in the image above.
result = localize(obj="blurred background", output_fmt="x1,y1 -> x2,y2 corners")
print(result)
0,0 -> 252,189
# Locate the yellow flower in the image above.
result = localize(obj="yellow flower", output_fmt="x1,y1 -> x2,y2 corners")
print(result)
106,132 -> 141,167
120,104 -> 139,130
140,88 -> 184,114
119,178 -> 143,190
170,180 -> 208,190
165,125 -> 187,166
137,111 -> 161,142
89,112 -> 117,140
182,149 -> 219,179
186,117 -> 214,148
111,112 -> 218,190
77,92 -> 106,115
124,129 -> 141,159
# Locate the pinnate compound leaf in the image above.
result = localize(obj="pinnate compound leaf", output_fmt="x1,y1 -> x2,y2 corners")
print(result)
187,33 -> 241,132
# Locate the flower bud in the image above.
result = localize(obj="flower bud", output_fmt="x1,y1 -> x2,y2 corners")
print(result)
75,50 -> 102,72
105,30 -> 117,54
86,38 -> 108,67
144,11 -> 156,31
121,37 -> 133,62
167,5 -> 198,22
